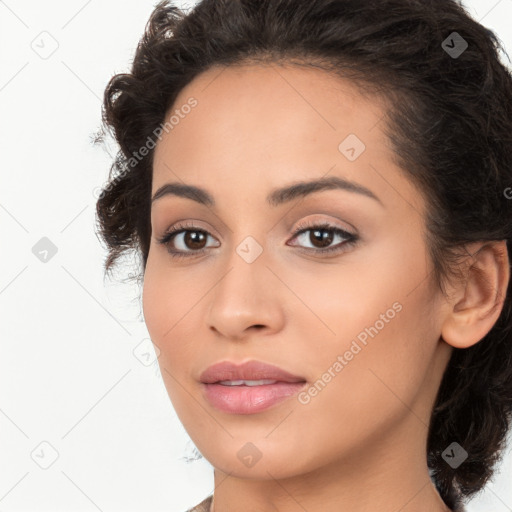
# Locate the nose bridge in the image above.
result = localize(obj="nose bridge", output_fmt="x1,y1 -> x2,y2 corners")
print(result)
205,232 -> 284,338
215,232 -> 269,310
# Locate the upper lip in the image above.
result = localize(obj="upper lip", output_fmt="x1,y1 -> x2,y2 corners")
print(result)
199,360 -> 306,384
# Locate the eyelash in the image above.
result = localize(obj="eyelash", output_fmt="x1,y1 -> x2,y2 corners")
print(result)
156,220 -> 359,260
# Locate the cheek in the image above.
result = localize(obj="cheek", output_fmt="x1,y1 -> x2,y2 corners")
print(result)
142,254 -> 186,364
293,232 -> 438,408
142,255 -> 166,343
142,252 -> 212,375
142,260 -> 201,419
287,291 -> 438,470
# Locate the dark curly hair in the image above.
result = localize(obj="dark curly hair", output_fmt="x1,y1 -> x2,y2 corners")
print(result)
95,0 -> 512,508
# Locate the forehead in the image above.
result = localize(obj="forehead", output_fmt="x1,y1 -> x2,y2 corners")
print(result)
156,64 -> 382,156
150,62 -> 424,219
162,63 -> 384,140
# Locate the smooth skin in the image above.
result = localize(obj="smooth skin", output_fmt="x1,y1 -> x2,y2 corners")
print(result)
142,63 -> 510,512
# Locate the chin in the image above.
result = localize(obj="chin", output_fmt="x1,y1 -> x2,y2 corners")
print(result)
193,435 -> 317,480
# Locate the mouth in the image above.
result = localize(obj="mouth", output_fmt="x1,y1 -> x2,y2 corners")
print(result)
199,360 -> 306,384
199,360 -> 307,414
216,379 -> 283,386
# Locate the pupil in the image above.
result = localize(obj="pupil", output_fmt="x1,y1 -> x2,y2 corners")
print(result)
186,231 -> 206,249
311,228 -> 333,248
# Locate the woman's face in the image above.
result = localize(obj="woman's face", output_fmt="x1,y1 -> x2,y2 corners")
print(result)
143,63 -> 453,479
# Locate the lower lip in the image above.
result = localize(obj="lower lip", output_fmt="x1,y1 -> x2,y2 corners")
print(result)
202,381 -> 307,414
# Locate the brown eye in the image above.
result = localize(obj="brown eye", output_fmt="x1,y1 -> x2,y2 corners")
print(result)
157,222 -> 358,260
157,225 -> 220,258
181,230 -> 208,250
289,223 -> 357,255
308,227 -> 335,249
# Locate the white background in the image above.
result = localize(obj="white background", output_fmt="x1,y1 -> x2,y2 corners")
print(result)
1,1 -> 511,511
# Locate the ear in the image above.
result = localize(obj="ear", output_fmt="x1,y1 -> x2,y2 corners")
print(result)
441,240 -> 510,349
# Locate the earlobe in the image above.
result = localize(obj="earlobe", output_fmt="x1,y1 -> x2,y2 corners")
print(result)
441,240 -> 510,350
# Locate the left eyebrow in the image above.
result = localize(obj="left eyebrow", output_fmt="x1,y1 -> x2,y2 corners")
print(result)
266,176 -> 383,207
151,176 -> 384,208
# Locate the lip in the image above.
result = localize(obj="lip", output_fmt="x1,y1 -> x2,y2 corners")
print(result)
199,360 -> 307,415
199,360 -> 306,384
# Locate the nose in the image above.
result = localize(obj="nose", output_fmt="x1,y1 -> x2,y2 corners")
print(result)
205,245 -> 286,341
